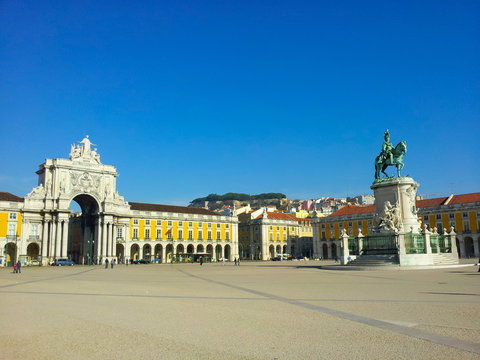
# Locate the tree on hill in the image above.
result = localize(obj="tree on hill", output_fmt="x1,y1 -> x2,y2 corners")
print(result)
191,192 -> 286,204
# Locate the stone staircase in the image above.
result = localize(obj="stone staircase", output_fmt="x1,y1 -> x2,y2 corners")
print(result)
347,254 -> 399,267
432,253 -> 458,265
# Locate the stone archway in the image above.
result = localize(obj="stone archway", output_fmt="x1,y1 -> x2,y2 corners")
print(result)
68,194 -> 100,265
165,244 -> 173,262
322,243 -> 328,259
116,244 -> 124,263
197,244 -> 204,253
154,244 -> 163,263
215,244 -> 222,260
331,243 -> 337,259
206,244 -> 213,258
4,242 -> 17,266
26,243 -> 40,263
276,245 -> 281,256
224,244 -> 231,260
269,245 -> 274,258
187,244 -> 194,254
464,237 -> 474,257
130,244 -> 140,261
143,244 -> 152,261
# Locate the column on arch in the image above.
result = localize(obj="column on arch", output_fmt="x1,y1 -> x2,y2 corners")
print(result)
101,221 -> 108,259
41,220 -> 49,259
110,223 -> 115,257
55,218 -> 62,257
61,219 -> 69,257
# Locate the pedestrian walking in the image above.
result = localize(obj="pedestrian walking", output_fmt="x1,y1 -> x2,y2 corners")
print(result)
126,258 -> 129,266
13,263 -> 17,274
16,261 -> 21,274
234,257 -> 237,266
237,258 -> 240,266
111,259 -> 115,269
199,257 -> 203,266
105,258 -> 109,269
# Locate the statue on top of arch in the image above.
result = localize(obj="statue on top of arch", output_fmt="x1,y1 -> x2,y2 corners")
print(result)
70,135 -> 101,164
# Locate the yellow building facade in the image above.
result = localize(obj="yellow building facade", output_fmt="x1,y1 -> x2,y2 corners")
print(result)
312,193 -> 480,259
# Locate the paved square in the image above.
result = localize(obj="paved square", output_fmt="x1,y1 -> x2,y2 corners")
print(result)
1,262 -> 479,359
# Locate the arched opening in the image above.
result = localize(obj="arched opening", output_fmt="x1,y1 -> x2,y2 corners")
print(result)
276,245 -> 281,255
4,243 -> 17,266
154,244 -> 163,263
68,194 -> 100,264
322,243 -> 328,259
187,244 -> 194,254
215,244 -> 222,260
331,243 -> 337,259
130,244 -> 140,261
165,244 -> 173,262
206,244 -> 213,258
26,243 -> 40,264
464,237 -> 474,257
143,244 -> 151,261
176,244 -> 184,254
224,244 -> 231,260
197,244 -> 204,253
116,244 -> 124,263
269,245 -> 274,258
283,245 -> 287,254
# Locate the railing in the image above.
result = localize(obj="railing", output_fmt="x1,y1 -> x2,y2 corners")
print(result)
438,235 -> 450,253
362,234 -> 397,255
348,237 -> 358,255
430,235 -> 439,253
29,235 -> 40,241
405,233 -> 426,254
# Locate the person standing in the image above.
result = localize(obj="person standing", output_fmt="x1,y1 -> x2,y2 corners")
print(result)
234,258 -> 237,266
16,260 -> 21,274
111,259 -> 115,269
13,262 -> 17,274
237,258 -> 240,266
105,258 -> 109,269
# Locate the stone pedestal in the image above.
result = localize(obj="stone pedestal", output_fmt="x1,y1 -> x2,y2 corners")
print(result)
371,177 -> 422,234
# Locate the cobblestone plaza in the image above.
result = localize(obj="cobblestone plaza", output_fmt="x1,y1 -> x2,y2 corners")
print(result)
1,261 -> 479,359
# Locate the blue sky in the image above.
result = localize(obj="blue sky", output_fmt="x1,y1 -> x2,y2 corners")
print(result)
1,0 -> 479,205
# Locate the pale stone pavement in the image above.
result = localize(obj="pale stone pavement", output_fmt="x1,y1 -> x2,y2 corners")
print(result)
1,261 -> 479,360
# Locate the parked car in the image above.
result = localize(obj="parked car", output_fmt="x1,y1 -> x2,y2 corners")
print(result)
133,259 -> 150,264
54,259 -> 75,266
271,256 -> 282,261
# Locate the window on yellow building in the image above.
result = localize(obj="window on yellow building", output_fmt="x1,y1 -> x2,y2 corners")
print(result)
178,230 -> 183,239
188,230 -> 193,240
133,219 -> 138,225
145,220 -> 150,225
198,231 -> 203,240
133,228 -> 138,239
145,229 -> 150,240
156,229 -> 161,239
9,213 -> 16,220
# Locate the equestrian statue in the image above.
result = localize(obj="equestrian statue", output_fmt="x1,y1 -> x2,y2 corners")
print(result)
374,130 -> 407,180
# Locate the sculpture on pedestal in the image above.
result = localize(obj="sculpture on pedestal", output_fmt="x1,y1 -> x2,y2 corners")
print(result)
374,130 -> 407,180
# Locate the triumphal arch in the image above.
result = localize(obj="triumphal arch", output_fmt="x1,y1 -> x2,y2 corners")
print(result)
3,136 -> 238,266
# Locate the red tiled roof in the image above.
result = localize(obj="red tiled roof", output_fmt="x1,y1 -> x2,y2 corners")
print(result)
129,202 -> 219,216
0,192 -> 24,202
448,193 -> 480,205
257,212 -> 297,221
416,197 -> 448,208
329,205 -> 375,217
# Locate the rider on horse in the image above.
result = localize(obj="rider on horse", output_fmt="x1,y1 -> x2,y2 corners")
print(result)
381,130 -> 393,164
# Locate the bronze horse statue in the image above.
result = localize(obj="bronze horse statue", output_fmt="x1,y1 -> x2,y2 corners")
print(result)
374,141 -> 407,179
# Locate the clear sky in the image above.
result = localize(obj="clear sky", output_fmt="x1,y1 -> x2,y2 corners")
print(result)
1,0 -> 479,206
